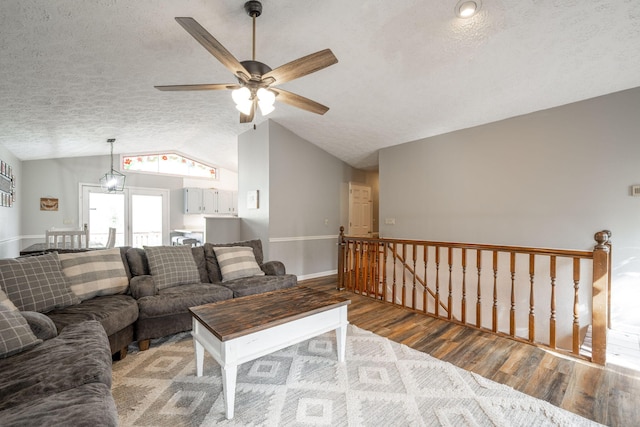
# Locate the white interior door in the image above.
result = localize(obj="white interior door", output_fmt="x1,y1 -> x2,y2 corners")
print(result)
348,183 -> 372,237
81,184 -> 169,247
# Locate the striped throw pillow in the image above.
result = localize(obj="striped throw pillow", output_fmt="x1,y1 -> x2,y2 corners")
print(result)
0,290 -> 42,359
58,248 -> 129,301
213,246 -> 265,282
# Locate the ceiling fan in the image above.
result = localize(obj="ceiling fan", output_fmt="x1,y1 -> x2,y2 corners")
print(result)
155,0 -> 338,123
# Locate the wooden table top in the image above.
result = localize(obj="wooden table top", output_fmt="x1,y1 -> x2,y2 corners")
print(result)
19,243 -> 103,255
189,286 -> 351,341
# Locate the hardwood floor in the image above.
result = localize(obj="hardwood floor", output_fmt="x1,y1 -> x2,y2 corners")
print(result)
302,276 -> 640,427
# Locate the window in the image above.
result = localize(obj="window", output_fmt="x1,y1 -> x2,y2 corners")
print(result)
122,153 -> 217,179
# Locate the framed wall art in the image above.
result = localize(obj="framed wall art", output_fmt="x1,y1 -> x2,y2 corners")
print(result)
0,158 -> 14,208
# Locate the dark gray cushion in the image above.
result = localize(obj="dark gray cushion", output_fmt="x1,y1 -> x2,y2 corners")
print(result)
191,246 -> 209,283
0,252 -> 79,313
20,311 -> 58,341
144,246 -> 200,290
0,320 -> 112,410
137,283 -> 233,319
261,260 -> 286,276
125,247 -> 149,276
129,275 -> 156,299
46,294 -> 138,337
220,274 -> 298,298
0,291 -> 41,359
0,382 -> 118,427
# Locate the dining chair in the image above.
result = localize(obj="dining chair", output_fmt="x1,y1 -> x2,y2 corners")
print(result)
105,227 -> 117,248
45,228 -> 90,249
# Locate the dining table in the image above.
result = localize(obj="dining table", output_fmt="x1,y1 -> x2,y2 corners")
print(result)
19,243 -> 105,256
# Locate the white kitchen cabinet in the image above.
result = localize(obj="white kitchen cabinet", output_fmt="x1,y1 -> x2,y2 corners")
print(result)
184,188 -> 237,215
184,188 -> 203,214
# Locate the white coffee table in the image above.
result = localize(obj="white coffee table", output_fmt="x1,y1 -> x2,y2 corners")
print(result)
189,286 -> 351,419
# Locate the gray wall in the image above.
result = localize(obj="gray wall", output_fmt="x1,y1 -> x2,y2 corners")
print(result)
379,86 -> 640,330
20,156 -> 185,243
238,121 -> 271,249
18,155 -> 236,249
0,146 -> 21,258
238,120 -> 368,277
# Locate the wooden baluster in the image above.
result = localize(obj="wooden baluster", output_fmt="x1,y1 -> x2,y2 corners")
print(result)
338,227 -> 345,290
368,241 -> 374,296
448,247 -> 453,320
423,244 -> 428,314
476,250 -> 482,328
549,255 -> 557,349
402,243 -> 407,307
362,242 -> 369,295
412,244 -> 417,310
354,242 -> 361,294
510,252 -> 516,337
572,257 -> 580,356
392,242 -> 397,305
529,254 -> 535,343
382,242 -> 388,301
435,246 -> 441,317
492,251 -> 498,333
374,242 -> 380,299
461,248 -> 467,324
344,241 -> 350,291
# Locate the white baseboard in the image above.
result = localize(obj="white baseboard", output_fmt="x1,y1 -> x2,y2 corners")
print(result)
296,270 -> 337,281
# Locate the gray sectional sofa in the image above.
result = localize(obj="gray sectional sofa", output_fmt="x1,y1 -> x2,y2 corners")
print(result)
0,239 -> 297,426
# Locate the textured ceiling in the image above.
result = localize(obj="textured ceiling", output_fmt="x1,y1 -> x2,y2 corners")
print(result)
1,0 -> 640,172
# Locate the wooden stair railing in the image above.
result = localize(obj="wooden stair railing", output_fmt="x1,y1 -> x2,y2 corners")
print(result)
338,227 -> 611,365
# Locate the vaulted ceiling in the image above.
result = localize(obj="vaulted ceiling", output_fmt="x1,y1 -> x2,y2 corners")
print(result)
2,0 -> 639,172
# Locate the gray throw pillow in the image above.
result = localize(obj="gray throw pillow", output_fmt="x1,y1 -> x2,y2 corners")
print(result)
0,252 -> 79,313
213,246 -> 265,282
144,245 -> 200,290
0,290 -> 42,358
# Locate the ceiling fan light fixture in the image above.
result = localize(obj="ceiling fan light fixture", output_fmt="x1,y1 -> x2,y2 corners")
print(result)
232,86 -> 251,104
232,87 -> 253,115
258,101 -> 275,116
235,100 -> 253,115
455,0 -> 481,18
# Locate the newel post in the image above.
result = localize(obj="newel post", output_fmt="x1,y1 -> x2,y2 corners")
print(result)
337,226 -> 346,290
591,230 -> 611,365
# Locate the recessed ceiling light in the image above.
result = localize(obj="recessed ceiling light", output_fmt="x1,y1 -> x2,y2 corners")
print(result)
455,0 -> 482,18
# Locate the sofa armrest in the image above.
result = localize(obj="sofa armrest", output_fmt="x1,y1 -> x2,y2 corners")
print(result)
130,275 -> 158,299
261,260 -> 286,276
21,311 -> 58,340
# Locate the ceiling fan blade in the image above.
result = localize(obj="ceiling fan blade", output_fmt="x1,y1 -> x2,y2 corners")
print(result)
263,49 -> 338,85
175,17 -> 250,82
272,88 -> 330,115
154,84 -> 240,91
240,100 -> 256,123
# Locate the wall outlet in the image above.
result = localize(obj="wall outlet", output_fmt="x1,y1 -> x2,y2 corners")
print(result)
385,218 -> 395,225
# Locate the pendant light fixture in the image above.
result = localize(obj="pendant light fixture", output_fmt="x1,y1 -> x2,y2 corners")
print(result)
99,138 -> 126,192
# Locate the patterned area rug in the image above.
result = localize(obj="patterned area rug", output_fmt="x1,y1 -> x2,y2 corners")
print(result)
112,325 -> 601,426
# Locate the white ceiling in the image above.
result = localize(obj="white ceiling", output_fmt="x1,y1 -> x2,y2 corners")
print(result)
1,0 -> 640,172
